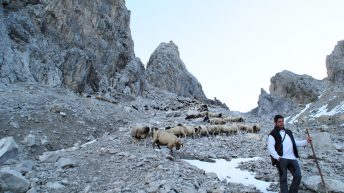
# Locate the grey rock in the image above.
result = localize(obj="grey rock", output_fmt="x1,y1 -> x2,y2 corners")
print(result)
311,132 -> 336,154
146,41 -> 207,100
38,150 -> 65,162
0,168 -> 30,193
26,187 -> 38,193
14,160 -> 34,175
9,120 -> 20,129
251,88 -> 297,116
23,134 -> 36,147
269,70 -> 326,104
46,181 -> 65,190
303,176 -> 344,193
57,157 -> 77,169
326,40 -> 344,85
0,136 -> 19,164
0,0 -> 145,97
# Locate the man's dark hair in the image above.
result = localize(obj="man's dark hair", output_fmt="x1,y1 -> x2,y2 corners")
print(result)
274,114 -> 284,123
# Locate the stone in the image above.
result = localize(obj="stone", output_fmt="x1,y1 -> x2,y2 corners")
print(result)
9,120 -> 20,129
57,157 -> 77,169
146,41 -> 207,100
0,168 -> 30,193
14,160 -> 34,175
39,150 -> 65,162
303,176 -> 344,193
0,136 -> 19,164
26,187 -> 38,193
46,181 -> 65,190
23,134 -> 36,146
310,132 -> 336,154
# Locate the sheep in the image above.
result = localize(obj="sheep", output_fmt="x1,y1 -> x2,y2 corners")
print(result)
183,125 -> 198,138
221,125 -> 230,136
206,125 -> 222,136
223,116 -> 245,123
152,130 -> 183,157
228,124 -> 239,134
209,118 -> 226,125
237,123 -> 254,133
166,125 -> 187,138
207,112 -> 222,118
198,125 -> 210,137
131,126 -> 150,140
185,111 -> 207,120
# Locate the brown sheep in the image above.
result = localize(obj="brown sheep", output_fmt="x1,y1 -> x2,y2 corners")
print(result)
131,126 -> 150,140
153,130 -> 183,156
166,125 -> 187,138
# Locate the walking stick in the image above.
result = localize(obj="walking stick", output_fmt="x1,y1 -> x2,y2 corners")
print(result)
305,127 -> 328,193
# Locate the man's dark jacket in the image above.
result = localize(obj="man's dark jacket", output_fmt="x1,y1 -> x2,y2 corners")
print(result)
269,127 -> 299,165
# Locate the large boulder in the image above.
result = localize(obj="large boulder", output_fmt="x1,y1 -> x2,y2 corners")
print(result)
146,41 -> 207,100
310,132 -> 336,155
0,0 -> 146,96
326,40 -> 344,85
0,136 -> 19,164
0,168 -> 30,193
303,176 -> 344,193
269,70 -> 326,104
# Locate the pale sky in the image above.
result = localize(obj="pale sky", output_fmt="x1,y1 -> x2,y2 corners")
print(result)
126,0 -> 344,112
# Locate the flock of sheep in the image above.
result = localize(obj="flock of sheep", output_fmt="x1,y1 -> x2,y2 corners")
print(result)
131,111 -> 261,157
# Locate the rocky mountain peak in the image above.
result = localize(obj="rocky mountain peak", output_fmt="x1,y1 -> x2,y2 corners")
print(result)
269,70 -> 326,104
146,41 -> 207,100
0,0 -> 146,97
326,40 -> 344,85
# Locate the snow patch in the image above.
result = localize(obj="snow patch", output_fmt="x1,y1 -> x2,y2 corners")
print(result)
310,102 -> 344,118
184,157 -> 277,193
81,139 -> 98,147
288,103 -> 312,124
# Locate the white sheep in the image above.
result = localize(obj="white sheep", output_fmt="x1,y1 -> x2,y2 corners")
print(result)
237,123 -> 254,133
198,125 -> 210,137
209,118 -> 226,125
223,116 -> 245,123
183,125 -> 198,138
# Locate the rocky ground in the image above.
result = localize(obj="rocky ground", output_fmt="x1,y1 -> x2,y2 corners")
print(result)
1,83 -> 343,193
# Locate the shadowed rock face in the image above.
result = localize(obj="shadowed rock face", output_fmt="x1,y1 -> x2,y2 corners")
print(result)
252,88 -> 297,117
326,40 -> 344,85
0,0 -> 146,96
146,41 -> 207,100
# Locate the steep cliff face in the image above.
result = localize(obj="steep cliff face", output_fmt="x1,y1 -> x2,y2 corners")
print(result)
326,40 -> 344,85
145,41 -> 207,100
0,0 -> 146,96
251,88 -> 298,117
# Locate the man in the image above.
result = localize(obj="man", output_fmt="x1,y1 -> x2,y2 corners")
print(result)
268,115 -> 311,193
